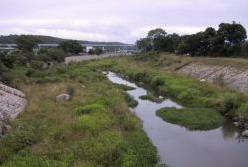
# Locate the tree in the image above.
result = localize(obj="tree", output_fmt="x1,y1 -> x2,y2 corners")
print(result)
94,47 -> 103,55
147,28 -> 167,40
136,38 -> 152,52
59,40 -> 83,54
39,48 -> 66,62
217,22 -> 247,46
15,35 -> 40,52
88,49 -> 95,55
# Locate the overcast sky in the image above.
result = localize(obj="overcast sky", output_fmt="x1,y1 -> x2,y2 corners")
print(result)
0,0 -> 247,43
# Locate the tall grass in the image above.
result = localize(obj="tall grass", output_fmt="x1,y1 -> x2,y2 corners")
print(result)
0,60 -> 158,166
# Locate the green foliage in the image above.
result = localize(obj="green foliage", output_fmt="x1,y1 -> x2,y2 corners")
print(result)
139,94 -> 163,103
95,47 -> 103,55
0,59 -> 159,166
137,21 -> 248,57
236,103 -> 248,121
157,107 -> 224,130
74,104 -> 105,115
59,40 -> 83,54
15,35 -> 40,52
88,47 -> 103,55
30,60 -> 43,69
38,48 -> 66,62
2,155 -> 69,167
124,92 -> 138,108
151,76 -> 165,88
220,93 -> 241,114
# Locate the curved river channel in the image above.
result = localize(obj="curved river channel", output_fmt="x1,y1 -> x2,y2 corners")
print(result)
107,72 -> 248,167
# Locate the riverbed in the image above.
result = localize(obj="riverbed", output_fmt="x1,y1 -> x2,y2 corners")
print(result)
107,71 -> 248,167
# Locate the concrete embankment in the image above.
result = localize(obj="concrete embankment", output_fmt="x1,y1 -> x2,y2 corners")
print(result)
177,62 -> 248,93
0,84 -> 27,120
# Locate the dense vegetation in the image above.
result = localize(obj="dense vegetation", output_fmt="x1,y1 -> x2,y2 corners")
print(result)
99,54 -> 248,130
0,35 -> 68,84
0,60 -> 159,167
136,22 -> 248,57
157,107 -> 224,130
0,35 -> 124,45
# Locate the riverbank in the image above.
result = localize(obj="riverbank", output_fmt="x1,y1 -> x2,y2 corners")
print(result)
97,54 -> 248,131
107,71 -> 248,167
0,62 -> 158,166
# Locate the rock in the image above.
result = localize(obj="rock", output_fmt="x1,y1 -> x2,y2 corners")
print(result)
242,130 -> 248,137
233,122 -> 240,127
56,94 -> 70,102
244,123 -> 248,129
200,79 -> 206,82
159,96 -> 164,99
102,71 -> 107,75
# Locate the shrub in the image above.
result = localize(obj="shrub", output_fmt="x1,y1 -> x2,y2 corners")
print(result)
221,93 -> 240,114
124,93 -> 138,108
151,76 -> 165,88
236,103 -> 248,121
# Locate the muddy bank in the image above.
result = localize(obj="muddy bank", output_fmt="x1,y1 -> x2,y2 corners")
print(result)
177,63 -> 248,93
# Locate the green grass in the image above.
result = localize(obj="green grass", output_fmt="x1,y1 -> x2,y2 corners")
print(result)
0,60 -> 158,167
99,54 -> 248,129
157,107 -> 224,130
124,92 -> 138,108
139,94 -> 163,103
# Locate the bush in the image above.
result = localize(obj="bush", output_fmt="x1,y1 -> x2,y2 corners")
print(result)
151,76 -> 165,88
30,60 -> 43,70
2,155 -> 68,167
221,93 -> 240,114
236,103 -> 248,121
124,93 -> 138,108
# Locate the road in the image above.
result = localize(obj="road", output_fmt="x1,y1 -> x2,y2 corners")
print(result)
65,52 -> 131,64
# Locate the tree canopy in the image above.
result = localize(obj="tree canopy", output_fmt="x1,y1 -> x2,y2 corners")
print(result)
15,35 -> 40,52
136,22 -> 247,57
59,40 -> 84,54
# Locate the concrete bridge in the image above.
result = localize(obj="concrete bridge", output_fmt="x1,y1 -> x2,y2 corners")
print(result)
0,43 -> 137,52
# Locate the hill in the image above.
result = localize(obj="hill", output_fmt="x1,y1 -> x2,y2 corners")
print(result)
0,35 -> 125,45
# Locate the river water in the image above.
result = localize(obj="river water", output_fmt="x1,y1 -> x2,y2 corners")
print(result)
107,71 -> 248,167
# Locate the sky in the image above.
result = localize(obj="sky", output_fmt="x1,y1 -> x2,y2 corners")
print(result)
0,0 -> 247,43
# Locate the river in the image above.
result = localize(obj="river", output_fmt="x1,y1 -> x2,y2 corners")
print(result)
107,71 -> 248,167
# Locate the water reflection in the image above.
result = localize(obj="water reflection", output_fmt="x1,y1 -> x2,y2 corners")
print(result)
107,71 -> 248,167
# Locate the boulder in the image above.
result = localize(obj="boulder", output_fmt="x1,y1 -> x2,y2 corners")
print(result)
56,94 -> 70,102
233,122 -> 240,127
242,130 -> 248,137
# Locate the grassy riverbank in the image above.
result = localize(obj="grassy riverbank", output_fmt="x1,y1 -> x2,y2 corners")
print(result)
157,107 -> 224,130
0,62 -> 158,166
99,53 -> 248,130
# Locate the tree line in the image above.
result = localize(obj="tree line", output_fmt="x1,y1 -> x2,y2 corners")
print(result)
136,22 -> 248,57
0,35 -> 105,84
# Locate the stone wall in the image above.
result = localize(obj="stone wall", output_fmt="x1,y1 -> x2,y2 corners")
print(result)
0,84 -> 27,120
177,63 -> 248,93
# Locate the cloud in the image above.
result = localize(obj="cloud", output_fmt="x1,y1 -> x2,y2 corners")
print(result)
0,0 -> 247,43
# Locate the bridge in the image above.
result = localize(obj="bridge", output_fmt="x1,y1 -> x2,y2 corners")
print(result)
0,43 -> 137,52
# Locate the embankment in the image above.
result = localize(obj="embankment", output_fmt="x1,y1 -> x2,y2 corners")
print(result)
177,62 -> 248,93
